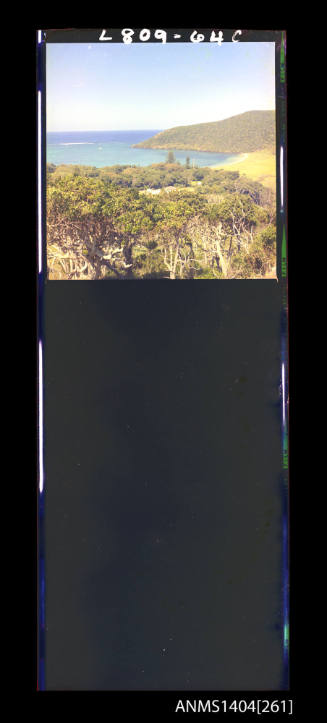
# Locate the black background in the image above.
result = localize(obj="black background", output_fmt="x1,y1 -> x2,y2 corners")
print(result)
43,280 -> 285,690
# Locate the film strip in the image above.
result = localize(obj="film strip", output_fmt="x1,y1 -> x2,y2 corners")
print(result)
37,28 -> 288,693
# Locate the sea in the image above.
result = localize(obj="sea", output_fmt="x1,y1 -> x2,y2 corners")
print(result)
47,130 -> 241,169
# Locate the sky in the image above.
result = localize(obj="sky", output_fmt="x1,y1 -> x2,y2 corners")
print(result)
46,42 -> 275,132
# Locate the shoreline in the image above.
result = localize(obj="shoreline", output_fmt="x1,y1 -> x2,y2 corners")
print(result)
47,150 -> 248,172
212,149 -> 276,190
211,152 -> 248,169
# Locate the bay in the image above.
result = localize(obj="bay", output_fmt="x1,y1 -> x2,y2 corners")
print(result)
47,130 -> 242,169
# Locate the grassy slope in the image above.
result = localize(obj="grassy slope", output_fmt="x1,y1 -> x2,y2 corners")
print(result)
133,111 -> 276,154
214,149 -> 276,191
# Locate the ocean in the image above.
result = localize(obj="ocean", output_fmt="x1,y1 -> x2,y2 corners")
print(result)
47,130 -> 241,169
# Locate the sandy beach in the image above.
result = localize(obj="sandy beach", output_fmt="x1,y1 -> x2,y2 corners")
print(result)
212,149 -> 276,191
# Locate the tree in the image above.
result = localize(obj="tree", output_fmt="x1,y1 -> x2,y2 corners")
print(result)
185,156 -> 190,169
46,164 -> 275,281
155,193 -> 205,278
46,176 -> 162,279
187,216 -> 228,278
166,151 -> 176,164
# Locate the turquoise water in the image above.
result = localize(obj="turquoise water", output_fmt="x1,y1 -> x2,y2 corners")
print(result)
47,130 -> 242,169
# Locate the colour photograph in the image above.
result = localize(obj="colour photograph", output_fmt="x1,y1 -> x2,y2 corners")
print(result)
46,38 -> 277,280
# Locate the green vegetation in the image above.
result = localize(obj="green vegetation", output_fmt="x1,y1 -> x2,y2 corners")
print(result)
133,111 -> 276,154
166,150 -> 176,164
47,162 -> 276,280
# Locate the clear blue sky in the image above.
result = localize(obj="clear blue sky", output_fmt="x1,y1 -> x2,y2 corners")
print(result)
46,42 -> 275,132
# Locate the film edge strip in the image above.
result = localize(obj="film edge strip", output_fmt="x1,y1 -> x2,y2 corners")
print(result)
37,28 -> 45,692
278,30 -> 289,688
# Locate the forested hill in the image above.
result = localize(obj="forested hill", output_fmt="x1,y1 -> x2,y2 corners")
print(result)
133,111 -> 275,154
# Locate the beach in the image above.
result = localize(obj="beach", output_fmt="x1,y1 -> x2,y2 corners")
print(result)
211,149 -> 276,190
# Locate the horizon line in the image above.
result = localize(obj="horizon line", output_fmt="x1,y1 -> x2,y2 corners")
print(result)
46,108 -> 275,134
47,128 -> 163,133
